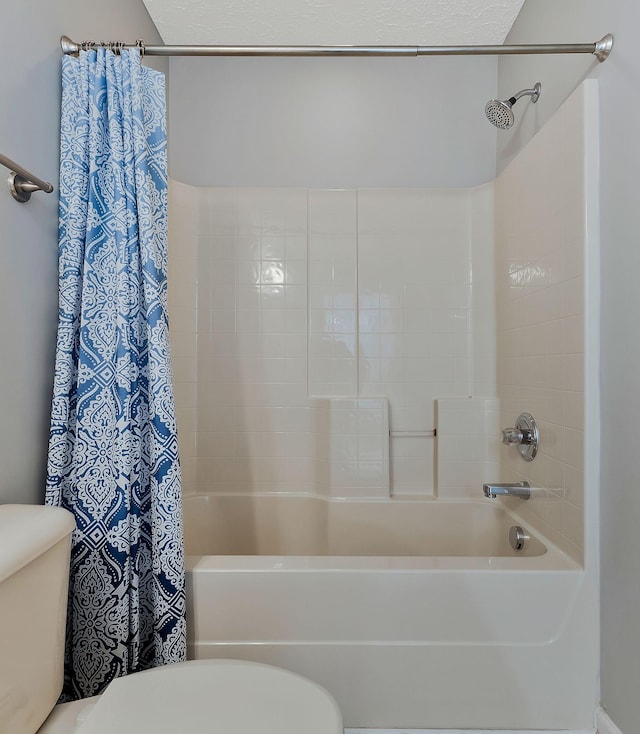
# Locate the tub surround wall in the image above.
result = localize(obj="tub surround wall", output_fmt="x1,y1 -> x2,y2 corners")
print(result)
169,85 -> 592,561
436,398 -> 501,498
168,182 -> 199,497
168,184 -> 497,499
184,495 -> 548,557
494,83 -> 591,563
356,188 -> 492,495
328,399 -> 389,498
308,189 -> 358,397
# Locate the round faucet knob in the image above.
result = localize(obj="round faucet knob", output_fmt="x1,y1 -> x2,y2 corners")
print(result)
501,413 -> 539,462
502,427 -> 524,446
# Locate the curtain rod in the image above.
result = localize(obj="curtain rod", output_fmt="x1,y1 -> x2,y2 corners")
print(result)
60,34 -> 614,62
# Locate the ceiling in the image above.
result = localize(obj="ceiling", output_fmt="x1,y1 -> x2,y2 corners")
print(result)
142,0 -> 526,46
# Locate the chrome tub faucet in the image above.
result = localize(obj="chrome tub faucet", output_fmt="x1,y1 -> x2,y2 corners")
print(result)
483,481 -> 531,499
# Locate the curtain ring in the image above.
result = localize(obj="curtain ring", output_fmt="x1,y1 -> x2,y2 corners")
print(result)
135,39 -> 146,57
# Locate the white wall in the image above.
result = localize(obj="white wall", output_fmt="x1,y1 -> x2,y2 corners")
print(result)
168,55 -> 498,188
0,1 -> 164,505
501,2 -> 640,731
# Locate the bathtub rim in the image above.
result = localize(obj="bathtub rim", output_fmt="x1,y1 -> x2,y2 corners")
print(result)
183,493 -> 580,572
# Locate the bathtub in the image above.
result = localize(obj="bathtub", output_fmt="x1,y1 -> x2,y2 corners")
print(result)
184,494 -> 596,730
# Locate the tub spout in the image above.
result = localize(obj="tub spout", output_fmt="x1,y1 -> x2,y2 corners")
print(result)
483,481 -> 530,499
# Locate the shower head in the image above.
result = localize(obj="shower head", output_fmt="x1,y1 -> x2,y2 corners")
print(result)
485,82 -> 541,130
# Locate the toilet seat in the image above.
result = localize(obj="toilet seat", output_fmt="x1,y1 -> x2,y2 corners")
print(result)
74,660 -> 342,734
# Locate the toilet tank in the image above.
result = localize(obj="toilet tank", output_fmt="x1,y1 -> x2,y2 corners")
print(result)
0,505 -> 75,734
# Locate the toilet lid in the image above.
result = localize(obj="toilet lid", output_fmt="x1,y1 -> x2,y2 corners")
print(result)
77,659 -> 342,734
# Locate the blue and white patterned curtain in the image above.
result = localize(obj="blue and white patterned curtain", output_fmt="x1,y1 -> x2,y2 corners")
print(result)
46,48 -> 186,701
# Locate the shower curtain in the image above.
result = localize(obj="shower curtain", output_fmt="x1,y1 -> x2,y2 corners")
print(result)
46,48 -> 186,700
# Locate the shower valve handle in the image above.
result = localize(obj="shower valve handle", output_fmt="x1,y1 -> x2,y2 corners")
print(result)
501,413 -> 539,462
502,427 -> 533,446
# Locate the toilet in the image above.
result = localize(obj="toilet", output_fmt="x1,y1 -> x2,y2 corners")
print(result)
0,505 -> 342,734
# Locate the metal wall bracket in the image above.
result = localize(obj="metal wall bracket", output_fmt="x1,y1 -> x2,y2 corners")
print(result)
0,153 -> 54,203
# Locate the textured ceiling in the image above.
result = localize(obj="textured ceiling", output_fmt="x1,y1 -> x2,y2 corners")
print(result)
142,0 -> 526,46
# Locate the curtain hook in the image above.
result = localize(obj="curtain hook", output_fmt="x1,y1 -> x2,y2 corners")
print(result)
135,39 -> 146,58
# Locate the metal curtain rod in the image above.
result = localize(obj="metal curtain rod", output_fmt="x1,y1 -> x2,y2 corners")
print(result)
0,153 -> 54,203
61,33 -> 614,62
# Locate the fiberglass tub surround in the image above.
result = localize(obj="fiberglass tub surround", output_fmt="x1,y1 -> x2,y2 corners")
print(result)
168,82 -> 597,729
184,495 -> 547,558
184,494 -> 547,557
169,184 -> 499,502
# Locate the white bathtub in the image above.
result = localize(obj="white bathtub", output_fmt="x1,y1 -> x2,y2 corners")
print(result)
184,494 -> 596,730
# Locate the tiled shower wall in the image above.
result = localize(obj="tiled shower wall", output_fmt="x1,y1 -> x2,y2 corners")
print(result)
494,84 -> 589,563
168,184 -> 496,498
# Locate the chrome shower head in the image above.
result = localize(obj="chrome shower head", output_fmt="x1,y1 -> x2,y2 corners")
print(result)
485,99 -> 515,129
485,82 -> 541,130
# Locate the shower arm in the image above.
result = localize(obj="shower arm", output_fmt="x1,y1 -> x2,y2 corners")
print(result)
60,33 -> 614,62
511,89 -> 536,102
508,82 -> 542,105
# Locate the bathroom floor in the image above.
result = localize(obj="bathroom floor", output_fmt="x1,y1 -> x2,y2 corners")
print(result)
344,730 -> 594,734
